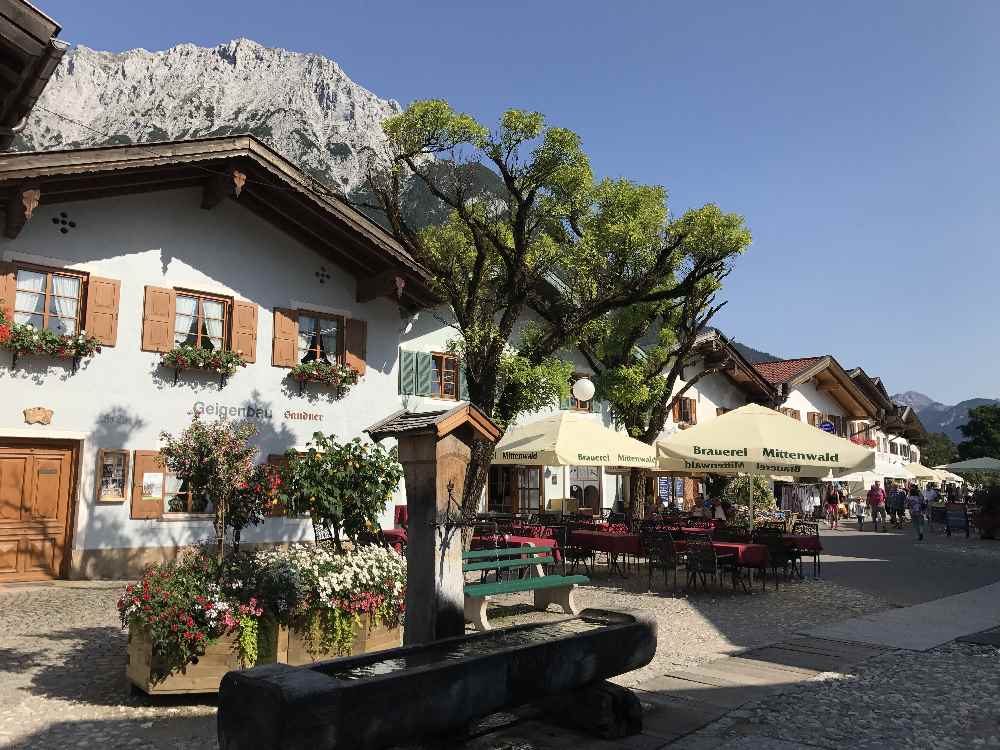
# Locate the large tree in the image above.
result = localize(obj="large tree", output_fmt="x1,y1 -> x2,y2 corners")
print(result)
361,101 -> 747,513
958,404 -> 1000,460
921,431 -> 959,468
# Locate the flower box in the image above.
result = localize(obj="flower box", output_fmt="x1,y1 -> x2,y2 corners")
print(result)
282,612 -> 401,666
0,313 -> 101,373
126,625 -> 251,695
160,344 -> 247,389
127,615 -> 401,694
289,360 -> 359,395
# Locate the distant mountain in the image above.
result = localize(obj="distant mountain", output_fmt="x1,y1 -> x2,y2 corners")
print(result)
891,391 -> 1000,443
732,342 -> 781,364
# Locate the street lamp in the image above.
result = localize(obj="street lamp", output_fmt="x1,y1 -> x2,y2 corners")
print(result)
572,376 -> 596,403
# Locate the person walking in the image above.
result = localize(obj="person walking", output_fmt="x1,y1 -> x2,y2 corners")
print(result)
851,495 -> 866,530
908,484 -> 928,541
825,486 -> 840,530
867,482 -> 887,532
889,482 -> 907,528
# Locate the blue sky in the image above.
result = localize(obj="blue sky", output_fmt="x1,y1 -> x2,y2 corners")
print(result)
42,1 -> 1000,404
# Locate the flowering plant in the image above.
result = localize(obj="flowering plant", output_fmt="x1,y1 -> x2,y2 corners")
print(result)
116,549 -> 264,681
160,417 -> 259,560
850,436 -> 878,448
252,543 -> 406,657
289,361 -> 359,391
161,344 -> 247,377
0,308 -> 101,359
228,462 -> 283,551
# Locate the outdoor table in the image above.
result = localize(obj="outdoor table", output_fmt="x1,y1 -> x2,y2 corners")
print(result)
710,541 -> 769,568
782,534 -> 822,552
569,530 -> 641,577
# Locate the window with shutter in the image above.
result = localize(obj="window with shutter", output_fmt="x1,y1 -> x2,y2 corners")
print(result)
415,351 -> 435,397
271,308 -> 299,367
265,454 -> 290,516
141,286 -> 176,353
689,398 -> 698,425
130,451 -> 166,519
84,276 -> 120,347
10,263 -> 87,335
232,301 -> 258,363
0,262 -> 14,320
398,349 -> 417,394
344,318 -> 367,376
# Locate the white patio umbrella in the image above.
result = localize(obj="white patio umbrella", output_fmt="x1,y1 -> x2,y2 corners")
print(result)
903,462 -> 942,482
656,404 -> 876,478
493,411 -> 657,468
937,457 -> 1000,474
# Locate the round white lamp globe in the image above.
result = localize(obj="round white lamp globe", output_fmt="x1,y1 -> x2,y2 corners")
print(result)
572,377 -> 596,403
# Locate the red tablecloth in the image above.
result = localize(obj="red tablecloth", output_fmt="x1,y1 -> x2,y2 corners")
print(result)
674,540 -> 769,567
711,542 -> 769,567
569,530 -> 642,555
393,505 -> 408,527
665,526 -> 716,536
783,534 -> 822,552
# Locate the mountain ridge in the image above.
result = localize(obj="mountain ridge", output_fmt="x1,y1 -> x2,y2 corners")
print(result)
890,390 -> 999,443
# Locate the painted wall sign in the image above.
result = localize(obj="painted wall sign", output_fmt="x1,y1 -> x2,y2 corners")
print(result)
283,410 -> 324,422
23,407 -> 54,425
819,421 -> 836,434
191,402 -> 273,420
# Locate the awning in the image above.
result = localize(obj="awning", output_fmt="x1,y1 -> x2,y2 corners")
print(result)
937,457 -> 1000,474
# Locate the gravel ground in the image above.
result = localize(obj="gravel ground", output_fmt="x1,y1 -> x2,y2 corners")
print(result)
477,565 -> 889,687
0,582 -> 216,749
711,641 -> 1000,749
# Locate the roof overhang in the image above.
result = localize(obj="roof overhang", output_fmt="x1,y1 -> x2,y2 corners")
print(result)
693,330 -> 781,405
0,0 -> 66,149
785,356 -> 878,419
847,367 -> 894,417
0,136 -> 438,308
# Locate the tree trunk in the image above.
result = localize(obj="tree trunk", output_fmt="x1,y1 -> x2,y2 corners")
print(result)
461,439 -> 495,518
214,493 -> 226,563
627,469 -> 647,521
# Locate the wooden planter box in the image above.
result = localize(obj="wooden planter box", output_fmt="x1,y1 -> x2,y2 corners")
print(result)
127,614 -> 402,694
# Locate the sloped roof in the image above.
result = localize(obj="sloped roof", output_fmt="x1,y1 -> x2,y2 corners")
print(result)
0,135 -> 438,307
367,403 -> 501,443
753,357 -> 825,385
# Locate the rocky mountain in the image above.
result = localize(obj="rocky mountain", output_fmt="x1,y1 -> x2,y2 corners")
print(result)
12,39 -> 401,194
732,342 -> 781,364
891,391 -> 1000,442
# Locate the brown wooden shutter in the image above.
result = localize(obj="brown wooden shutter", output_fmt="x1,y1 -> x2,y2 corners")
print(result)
0,262 -> 14,321
141,286 -> 176,353
232,300 -> 258,363
272,308 -> 299,367
84,276 -> 120,346
689,398 -> 698,425
345,318 -> 367,376
131,451 -> 165,519
808,412 -> 821,427
672,400 -> 681,422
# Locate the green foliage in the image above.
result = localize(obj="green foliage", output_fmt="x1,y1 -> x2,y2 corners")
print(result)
228,463 -> 281,551
289,360 -> 359,393
0,308 -> 102,359
922,432 -> 959,468
958,404 -> 1000,461
277,432 -> 402,545
159,417 -> 259,558
722,475 -> 776,529
161,344 -> 247,377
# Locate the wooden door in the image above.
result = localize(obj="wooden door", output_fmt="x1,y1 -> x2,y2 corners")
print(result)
0,444 -> 75,581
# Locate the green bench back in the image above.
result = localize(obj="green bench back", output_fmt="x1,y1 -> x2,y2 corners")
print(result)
462,545 -> 552,561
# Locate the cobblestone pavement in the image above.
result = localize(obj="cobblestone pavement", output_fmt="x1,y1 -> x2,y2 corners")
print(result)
673,641 -> 1000,749
0,582 -> 216,749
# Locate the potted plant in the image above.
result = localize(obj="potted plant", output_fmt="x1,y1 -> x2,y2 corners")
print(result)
0,309 -> 102,371
252,543 -> 406,663
119,548 -> 265,694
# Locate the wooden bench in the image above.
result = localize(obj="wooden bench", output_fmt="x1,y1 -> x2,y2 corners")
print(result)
462,546 -> 588,630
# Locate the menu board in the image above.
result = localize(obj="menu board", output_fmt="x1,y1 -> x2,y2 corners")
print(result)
658,476 -> 671,501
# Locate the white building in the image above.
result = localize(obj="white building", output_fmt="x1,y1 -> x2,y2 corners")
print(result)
0,137 -> 443,581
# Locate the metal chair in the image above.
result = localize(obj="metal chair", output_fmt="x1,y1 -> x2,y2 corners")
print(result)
684,538 -> 738,592
752,527 -> 796,587
791,520 -> 821,576
642,530 -> 685,591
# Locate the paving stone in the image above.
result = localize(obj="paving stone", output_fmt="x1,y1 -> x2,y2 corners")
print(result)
732,646 -> 847,673
634,676 -> 774,710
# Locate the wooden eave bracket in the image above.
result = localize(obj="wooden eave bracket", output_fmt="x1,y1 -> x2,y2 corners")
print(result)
201,168 -> 246,210
4,186 -> 40,239
357,269 -> 407,303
